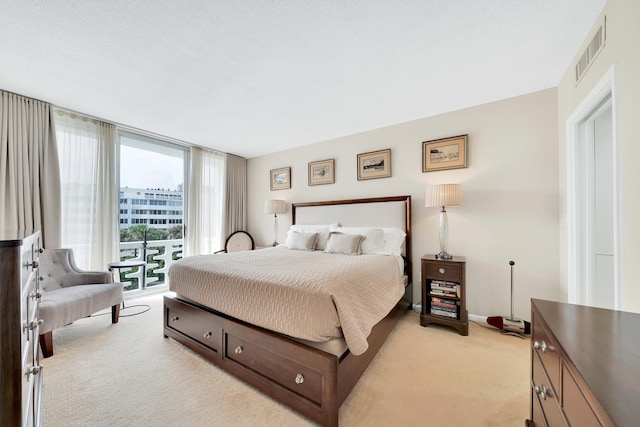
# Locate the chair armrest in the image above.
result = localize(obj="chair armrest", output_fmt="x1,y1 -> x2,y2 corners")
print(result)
61,270 -> 113,286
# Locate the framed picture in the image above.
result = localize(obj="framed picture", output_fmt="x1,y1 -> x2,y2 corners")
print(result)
308,159 -> 335,186
357,149 -> 391,180
270,167 -> 291,190
422,134 -> 468,172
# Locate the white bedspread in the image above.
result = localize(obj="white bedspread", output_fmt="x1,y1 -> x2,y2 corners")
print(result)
168,247 -> 404,355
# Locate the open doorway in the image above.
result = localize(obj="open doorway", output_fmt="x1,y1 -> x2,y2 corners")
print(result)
566,66 -> 619,310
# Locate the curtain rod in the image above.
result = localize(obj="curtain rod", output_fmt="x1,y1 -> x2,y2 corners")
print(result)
1,87 -> 232,157
54,106 -> 227,156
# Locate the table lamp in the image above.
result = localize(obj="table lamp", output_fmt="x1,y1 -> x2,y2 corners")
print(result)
425,184 -> 462,259
264,199 -> 287,246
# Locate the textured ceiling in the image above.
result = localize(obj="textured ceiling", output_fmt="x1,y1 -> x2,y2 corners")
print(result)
0,1 -> 607,158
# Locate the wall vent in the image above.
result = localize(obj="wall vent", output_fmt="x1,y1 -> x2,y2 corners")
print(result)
575,17 -> 606,83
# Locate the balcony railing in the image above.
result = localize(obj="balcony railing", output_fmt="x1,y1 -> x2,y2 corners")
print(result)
117,239 -> 183,291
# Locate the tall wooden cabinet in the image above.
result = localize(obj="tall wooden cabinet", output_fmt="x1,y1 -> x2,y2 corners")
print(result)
1,230 -> 43,427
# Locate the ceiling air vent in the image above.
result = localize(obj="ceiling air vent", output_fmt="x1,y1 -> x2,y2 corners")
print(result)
575,17 -> 606,83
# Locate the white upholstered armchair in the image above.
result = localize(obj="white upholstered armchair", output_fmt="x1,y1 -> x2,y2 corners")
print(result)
38,249 -> 124,357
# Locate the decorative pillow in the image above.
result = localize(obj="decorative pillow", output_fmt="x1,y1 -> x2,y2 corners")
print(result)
287,232 -> 318,251
324,232 -> 363,255
330,226 -> 384,254
286,223 -> 338,250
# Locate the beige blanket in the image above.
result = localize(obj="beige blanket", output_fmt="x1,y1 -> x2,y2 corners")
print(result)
168,247 -> 404,355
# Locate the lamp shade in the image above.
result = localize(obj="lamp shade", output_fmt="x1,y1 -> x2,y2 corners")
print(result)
425,184 -> 463,208
264,199 -> 287,214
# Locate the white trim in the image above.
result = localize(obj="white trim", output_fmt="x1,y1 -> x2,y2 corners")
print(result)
565,65 -> 620,309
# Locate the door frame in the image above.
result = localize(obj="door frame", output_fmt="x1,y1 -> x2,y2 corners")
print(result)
565,65 -> 620,309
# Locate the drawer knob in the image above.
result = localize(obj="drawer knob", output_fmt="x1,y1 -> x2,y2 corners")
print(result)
32,260 -> 39,269
234,345 -> 243,354
203,331 -> 212,339
534,384 -> 548,400
30,291 -> 42,300
23,319 -> 43,332
438,267 -> 446,274
25,365 -> 43,377
171,316 -> 179,322
295,374 -> 304,385
533,340 -> 551,353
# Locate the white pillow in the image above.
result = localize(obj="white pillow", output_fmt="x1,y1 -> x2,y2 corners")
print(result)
286,223 -> 338,250
381,227 -> 406,256
287,232 -> 318,251
330,226 -> 384,254
324,233 -> 363,255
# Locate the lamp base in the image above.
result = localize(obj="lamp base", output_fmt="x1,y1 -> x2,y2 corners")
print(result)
436,251 -> 453,260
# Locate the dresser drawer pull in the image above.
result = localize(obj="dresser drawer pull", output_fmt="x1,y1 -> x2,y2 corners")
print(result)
25,365 -> 43,377
438,267 -> 446,274
534,385 -> 546,400
533,340 -> 554,353
23,319 -> 44,332
171,316 -> 179,322
203,331 -> 212,339
234,345 -> 243,354
534,384 -> 550,400
30,291 -> 42,300
295,374 -> 305,385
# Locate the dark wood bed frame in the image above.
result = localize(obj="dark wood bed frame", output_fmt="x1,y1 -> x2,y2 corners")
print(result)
163,195 -> 412,426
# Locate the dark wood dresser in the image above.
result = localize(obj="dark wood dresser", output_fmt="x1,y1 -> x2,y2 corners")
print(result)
528,299 -> 640,427
0,231 -> 43,427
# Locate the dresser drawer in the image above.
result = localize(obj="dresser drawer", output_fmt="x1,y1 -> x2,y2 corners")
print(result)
165,299 -> 222,353
562,364 -> 601,427
532,317 -> 560,397
225,331 -> 324,405
424,261 -> 462,282
532,353 -> 564,427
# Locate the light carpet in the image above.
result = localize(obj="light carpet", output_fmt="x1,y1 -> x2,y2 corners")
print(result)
40,294 -> 530,426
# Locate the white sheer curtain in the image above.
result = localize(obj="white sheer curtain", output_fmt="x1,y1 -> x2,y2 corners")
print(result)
185,146 -> 225,256
0,90 -> 61,247
54,112 -> 119,270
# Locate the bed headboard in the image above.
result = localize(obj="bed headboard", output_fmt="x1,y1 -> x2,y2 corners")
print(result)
292,196 -> 412,306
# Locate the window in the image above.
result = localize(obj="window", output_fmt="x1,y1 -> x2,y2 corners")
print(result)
118,132 -> 188,291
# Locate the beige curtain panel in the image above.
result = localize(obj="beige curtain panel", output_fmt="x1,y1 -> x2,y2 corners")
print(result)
0,90 -> 61,248
223,154 -> 247,237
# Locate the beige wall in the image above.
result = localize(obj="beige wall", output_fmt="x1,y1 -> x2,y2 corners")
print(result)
557,0 -> 640,313
247,88 -> 559,320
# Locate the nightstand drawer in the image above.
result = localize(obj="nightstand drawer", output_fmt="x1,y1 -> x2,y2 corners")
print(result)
424,262 -> 462,282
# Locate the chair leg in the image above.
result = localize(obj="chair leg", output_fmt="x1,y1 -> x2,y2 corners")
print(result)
112,304 -> 121,323
39,331 -> 54,358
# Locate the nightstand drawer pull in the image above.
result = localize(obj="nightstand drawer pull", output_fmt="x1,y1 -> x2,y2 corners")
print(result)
171,316 -> 179,322
438,267 -> 446,274
203,331 -> 212,339
295,374 -> 304,384
234,345 -> 243,354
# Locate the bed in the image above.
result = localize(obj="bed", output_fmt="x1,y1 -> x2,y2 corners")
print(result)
163,195 -> 412,426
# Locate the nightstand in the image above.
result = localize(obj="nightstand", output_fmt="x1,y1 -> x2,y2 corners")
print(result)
420,254 -> 468,335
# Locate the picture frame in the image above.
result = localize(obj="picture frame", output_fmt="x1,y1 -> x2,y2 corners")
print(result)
357,149 -> 391,180
270,167 -> 291,190
422,134 -> 468,172
308,159 -> 335,186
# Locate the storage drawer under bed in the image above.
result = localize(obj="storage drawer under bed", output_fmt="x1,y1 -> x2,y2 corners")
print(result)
164,297 -> 222,353
224,328 -> 325,405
